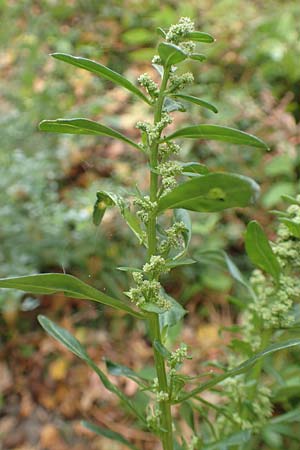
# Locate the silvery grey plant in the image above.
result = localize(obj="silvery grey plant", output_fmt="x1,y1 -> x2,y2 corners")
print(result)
1,17 -> 300,450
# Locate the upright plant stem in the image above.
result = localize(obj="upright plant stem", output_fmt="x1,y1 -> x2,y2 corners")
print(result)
146,67 -> 174,450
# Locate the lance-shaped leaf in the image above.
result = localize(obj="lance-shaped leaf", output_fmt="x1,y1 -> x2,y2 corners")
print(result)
158,42 -> 187,66
38,316 -> 145,423
164,124 -> 269,150
172,94 -> 218,114
181,161 -> 209,176
186,31 -> 215,43
190,53 -> 207,62
93,190 -> 144,243
202,431 -> 252,450
157,173 -> 259,213
177,338 -> 300,402
51,53 -> 150,104
81,421 -> 139,450
39,118 -> 141,150
105,359 -> 149,385
223,251 -> 254,295
245,221 -> 281,283
0,274 -> 143,318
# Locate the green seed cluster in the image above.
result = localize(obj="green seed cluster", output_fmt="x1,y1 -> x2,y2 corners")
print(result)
159,221 -> 188,254
168,72 -> 194,94
158,161 -> 183,193
143,255 -> 170,278
158,142 -> 181,161
134,195 -> 157,224
138,73 -> 160,100
167,343 -> 188,368
136,113 -> 172,146
165,17 -> 195,44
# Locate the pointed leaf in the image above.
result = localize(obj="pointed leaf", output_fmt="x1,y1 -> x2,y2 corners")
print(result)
164,124 -> 269,149
159,293 -> 187,329
51,53 -> 150,104
81,421 -> 139,450
186,31 -> 215,43
82,421 -> 138,450
245,221 -> 281,283
158,42 -> 187,66
158,173 -> 260,213
174,208 -> 192,256
0,274 -> 143,318
190,53 -> 207,62
39,118 -> 141,150
202,431 -> 251,449
178,338 -> 300,402
38,316 -> 145,423
105,359 -> 148,384
163,97 -> 186,113
173,95 -> 218,114
181,161 -> 209,176
223,251 -> 253,294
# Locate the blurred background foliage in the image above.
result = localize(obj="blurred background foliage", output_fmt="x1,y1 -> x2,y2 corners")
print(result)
0,1 -> 300,449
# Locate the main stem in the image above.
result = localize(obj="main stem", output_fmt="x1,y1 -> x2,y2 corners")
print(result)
147,67 -> 174,450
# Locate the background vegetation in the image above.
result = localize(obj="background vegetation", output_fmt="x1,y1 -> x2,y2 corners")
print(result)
0,1 -> 299,449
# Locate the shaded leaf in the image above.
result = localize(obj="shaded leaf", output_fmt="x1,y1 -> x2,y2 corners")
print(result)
158,173 -> 259,213
164,124 -> 269,149
178,339 -> 300,402
81,421 -> 139,450
174,208 -> 192,255
39,118 -> 141,150
163,97 -> 186,113
158,42 -> 187,66
181,161 -> 209,176
51,53 -> 150,104
245,221 -> 281,283
202,430 -> 251,450
172,94 -> 218,114
38,316 -> 146,423
223,251 -> 253,293
0,274 -> 143,318
159,293 -> 187,329
279,218 -> 300,238
153,339 -> 171,359
105,359 -> 148,384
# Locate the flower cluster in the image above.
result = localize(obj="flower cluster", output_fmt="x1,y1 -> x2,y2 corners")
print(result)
126,269 -> 171,311
138,73 -> 159,100
219,377 -> 272,432
158,161 -> 183,193
158,141 -> 181,161
168,72 -> 194,94
143,255 -> 170,278
136,113 -> 172,146
134,195 -> 157,224
166,17 -> 195,44
159,221 -> 188,254
167,343 -> 188,368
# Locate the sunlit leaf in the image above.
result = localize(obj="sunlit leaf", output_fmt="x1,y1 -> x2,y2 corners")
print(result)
0,274 -> 143,318
164,125 -> 269,149
51,53 -> 150,104
245,221 -> 281,283
181,161 -> 209,176
158,173 -> 259,213
39,118 -> 141,150
158,42 -> 187,66
186,31 -> 215,43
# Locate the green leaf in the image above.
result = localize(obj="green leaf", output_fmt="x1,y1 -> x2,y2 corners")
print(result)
93,190 -> 144,243
163,97 -> 186,113
223,251 -> 253,294
202,431 -> 251,450
38,316 -> 145,423
81,421 -> 139,450
164,124 -> 269,149
105,359 -> 148,385
51,53 -> 150,104
186,31 -> 215,43
158,173 -> 259,213
174,208 -> 192,255
0,274 -> 143,319
172,95 -> 218,114
39,118 -> 141,150
158,42 -> 187,66
190,53 -> 207,62
159,293 -> 187,329
245,221 -> 281,283
153,339 -> 171,358
178,338 -> 300,402
279,218 -> 300,238
181,161 -> 209,176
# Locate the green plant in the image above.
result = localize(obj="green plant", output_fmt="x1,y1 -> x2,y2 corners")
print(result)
1,17 -> 300,450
